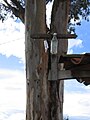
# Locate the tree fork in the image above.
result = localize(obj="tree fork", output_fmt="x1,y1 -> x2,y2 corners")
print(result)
25,0 -> 70,120
49,0 -> 70,119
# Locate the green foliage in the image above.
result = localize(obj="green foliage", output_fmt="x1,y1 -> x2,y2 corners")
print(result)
68,0 -> 90,33
0,0 -> 90,31
0,0 -> 25,22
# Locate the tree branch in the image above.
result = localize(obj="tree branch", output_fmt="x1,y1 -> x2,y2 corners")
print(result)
10,0 -> 25,23
50,0 -> 60,32
3,0 -> 25,23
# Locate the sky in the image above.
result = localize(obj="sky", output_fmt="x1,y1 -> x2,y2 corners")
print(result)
0,1 -> 90,120
63,19 -> 90,120
0,18 -> 26,120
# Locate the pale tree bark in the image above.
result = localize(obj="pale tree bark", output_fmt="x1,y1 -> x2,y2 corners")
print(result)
25,0 -> 49,119
49,1 -> 70,120
25,0 -> 70,120
47,0 -> 70,120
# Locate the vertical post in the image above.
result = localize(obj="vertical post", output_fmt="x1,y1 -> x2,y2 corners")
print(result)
50,33 -> 58,81
50,0 -> 70,120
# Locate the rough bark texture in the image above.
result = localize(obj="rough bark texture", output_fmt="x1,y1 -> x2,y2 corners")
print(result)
25,0 -> 49,119
25,0 -> 70,120
48,0 -> 70,120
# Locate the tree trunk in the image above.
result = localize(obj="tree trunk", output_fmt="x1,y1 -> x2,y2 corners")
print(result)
25,0 -> 70,120
49,0 -> 70,120
25,0 -> 49,119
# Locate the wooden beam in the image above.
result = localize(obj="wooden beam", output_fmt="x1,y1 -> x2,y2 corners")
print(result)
50,55 -> 58,80
71,70 -> 90,78
48,70 -> 90,80
30,33 -> 77,40
60,53 -> 90,59
62,54 -> 84,58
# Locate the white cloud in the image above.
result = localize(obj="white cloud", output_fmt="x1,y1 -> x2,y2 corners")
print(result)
0,7 -> 89,120
0,18 -> 25,63
4,113 -> 25,120
0,12 -> 83,63
46,1 -> 53,28
63,91 -> 90,117
68,39 -> 83,54
0,68 -> 26,120
0,16 -> 25,120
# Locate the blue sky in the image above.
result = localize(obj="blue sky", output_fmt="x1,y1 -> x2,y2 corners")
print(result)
0,18 -> 26,120
69,20 -> 90,54
0,1 -> 90,120
63,19 -> 90,119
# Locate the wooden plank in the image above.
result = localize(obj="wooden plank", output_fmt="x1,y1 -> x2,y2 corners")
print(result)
48,70 -> 72,80
72,70 -> 90,78
60,53 -> 90,59
48,70 -> 90,80
62,54 -> 84,58
50,55 -> 58,80
30,33 -> 77,40
58,70 -> 72,80
70,64 -> 90,71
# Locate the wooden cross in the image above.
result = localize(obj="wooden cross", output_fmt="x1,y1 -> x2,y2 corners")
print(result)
30,33 -> 77,40
31,33 -> 90,85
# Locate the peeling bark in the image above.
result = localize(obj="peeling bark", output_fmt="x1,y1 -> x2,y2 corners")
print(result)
25,0 -> 49,120
49,0 -> 70,120
25,0 -> 70,120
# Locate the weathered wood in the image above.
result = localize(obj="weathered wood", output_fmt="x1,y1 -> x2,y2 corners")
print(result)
25,0 -> 70,120
48,0 -> 70,120
62,54 -> 84,58
72,70 -> 90,79
25,0 -> 49,120
30,33 -> 77,39
48,70 -> 90,80
50,55 -> 58,80
25,1 -> 34,119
